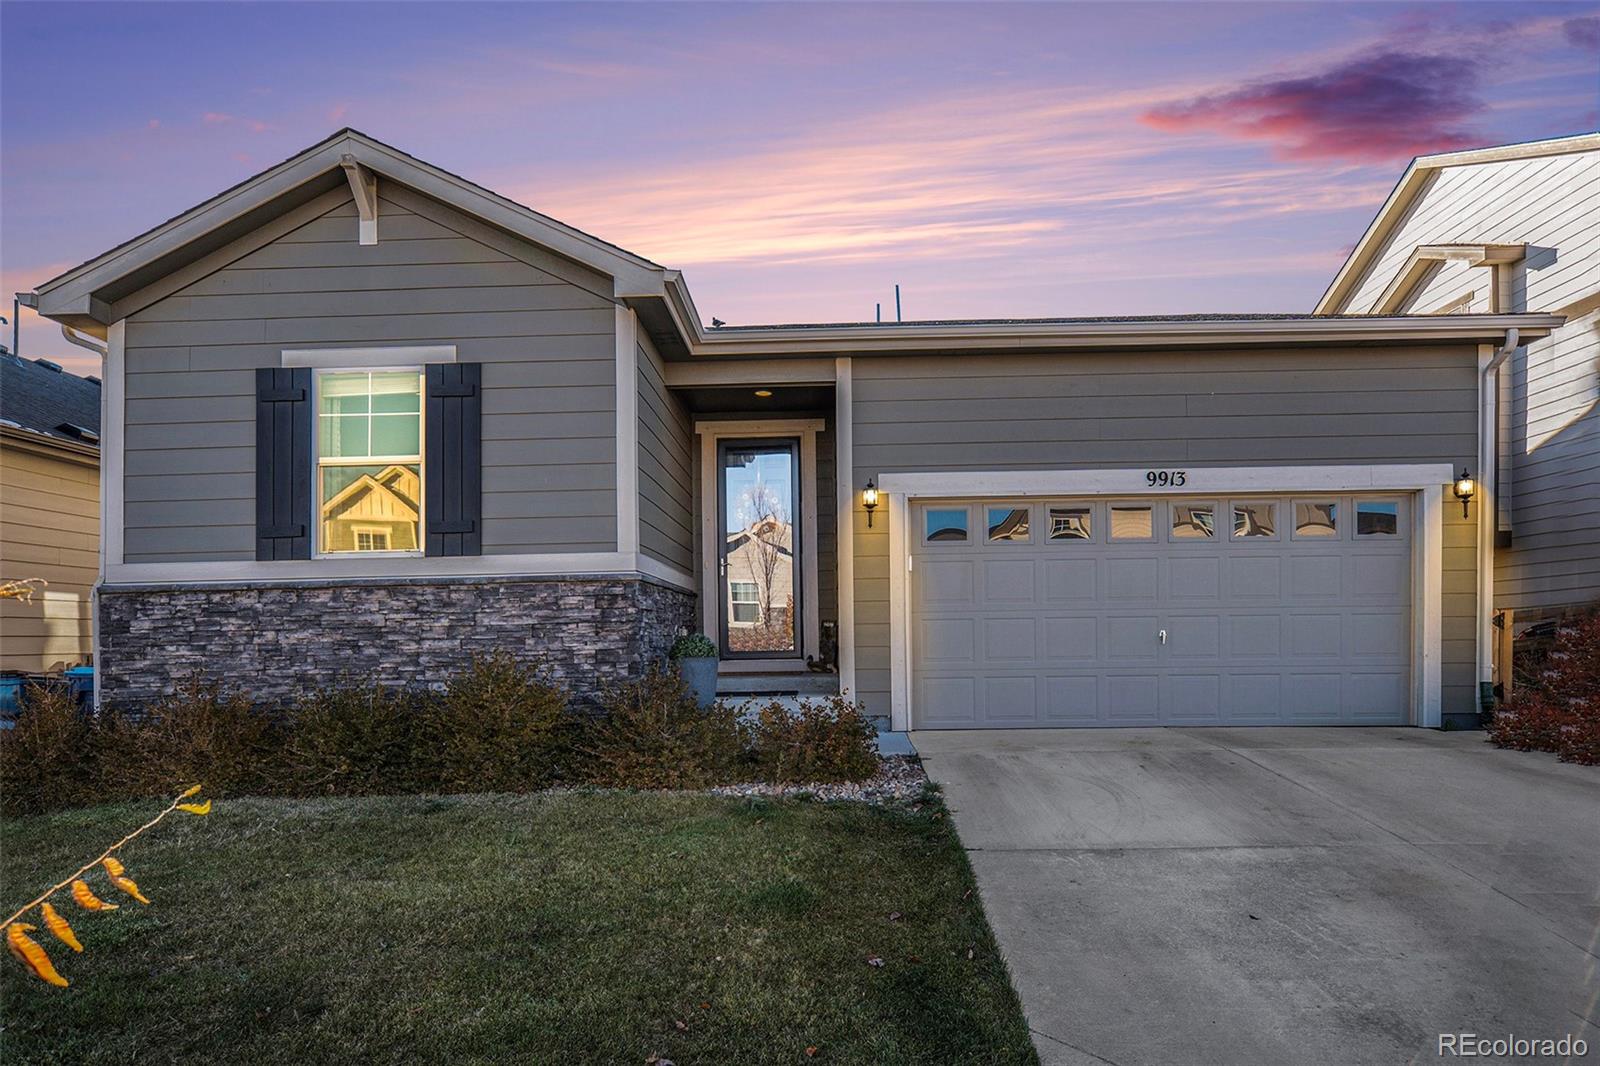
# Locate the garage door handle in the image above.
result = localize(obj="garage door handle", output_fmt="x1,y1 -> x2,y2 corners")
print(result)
1158,629 -> 1168,645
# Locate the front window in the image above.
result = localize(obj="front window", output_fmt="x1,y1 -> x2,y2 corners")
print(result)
316,369 -> 423,554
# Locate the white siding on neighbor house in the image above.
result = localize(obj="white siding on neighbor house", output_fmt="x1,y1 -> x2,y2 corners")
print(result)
1340,149 -> 1600,613
121,187 -> 621,562
1346,152 -> 1600,316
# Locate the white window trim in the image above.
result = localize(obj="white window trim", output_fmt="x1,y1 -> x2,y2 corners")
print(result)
312,366 -> 425,560
878,464 -> 1453,732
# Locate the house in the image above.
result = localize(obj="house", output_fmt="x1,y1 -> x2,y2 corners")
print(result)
24,129 -> 1565,727
1317,132 -> 1600,700
0,352 -> 101,672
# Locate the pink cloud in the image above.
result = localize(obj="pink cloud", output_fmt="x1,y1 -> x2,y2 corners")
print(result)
202,111 -> 232,125
1141,51 -> 1486,162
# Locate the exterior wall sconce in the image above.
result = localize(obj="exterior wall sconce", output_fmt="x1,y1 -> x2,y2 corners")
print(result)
862,479 -> 879,527
1454,468 -> 1476,518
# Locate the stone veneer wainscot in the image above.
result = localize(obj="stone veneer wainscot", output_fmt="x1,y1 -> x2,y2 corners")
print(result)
98,576 -> 697,709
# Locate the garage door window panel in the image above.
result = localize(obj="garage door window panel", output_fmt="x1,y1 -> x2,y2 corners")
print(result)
1109,503 -> 1155,542
1048,504 -> 1094,542
987,505 -> 1033,543
923,507 -> 970,545
1293,500 -> 1339,539
1356,500 -> 1401,537
1232,501 -> 1278,539
1170,502 -> 1216,540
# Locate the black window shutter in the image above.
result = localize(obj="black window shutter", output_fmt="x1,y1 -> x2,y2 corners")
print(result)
425,363 -> 482,557
255,367 -> 312,560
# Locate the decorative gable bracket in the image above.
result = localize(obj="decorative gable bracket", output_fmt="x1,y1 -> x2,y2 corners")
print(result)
339,153 -> 379,245
1371,243 -> 1527,315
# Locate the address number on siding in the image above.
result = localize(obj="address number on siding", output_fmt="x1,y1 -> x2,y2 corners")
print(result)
1145,470 -> 1187,487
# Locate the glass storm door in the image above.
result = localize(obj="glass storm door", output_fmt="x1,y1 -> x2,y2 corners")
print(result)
718,439 -> 801,659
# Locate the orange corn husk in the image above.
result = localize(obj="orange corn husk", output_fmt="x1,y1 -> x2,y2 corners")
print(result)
39,903 -> 83,953
179,784 -> 203,799
177,800 -> 211,815
110,875 -> 151,905
102,856 -> 126,877
7,923 -> 68,987
71,879 -> 118,911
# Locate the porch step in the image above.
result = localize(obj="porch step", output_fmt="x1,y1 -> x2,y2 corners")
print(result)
716,672 -> 841,697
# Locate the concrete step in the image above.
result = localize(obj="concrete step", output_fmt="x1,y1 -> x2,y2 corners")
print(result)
716,672 -> 841,697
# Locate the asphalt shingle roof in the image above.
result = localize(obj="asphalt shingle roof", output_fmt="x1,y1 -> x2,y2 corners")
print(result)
0,353 -> 101,448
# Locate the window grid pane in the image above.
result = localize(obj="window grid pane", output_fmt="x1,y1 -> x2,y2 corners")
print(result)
1049,507 -> 1092,541
988,507 -> 1031,542
317,369 -> 423,555
1233,502 -> 1276,538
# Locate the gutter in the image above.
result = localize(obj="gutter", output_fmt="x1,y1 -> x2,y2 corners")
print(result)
1477,327 -> 1520,710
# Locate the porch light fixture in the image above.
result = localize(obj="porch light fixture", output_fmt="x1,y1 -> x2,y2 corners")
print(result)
1453,468 -> 1476,517
862,479 -> 880,527
753,389 -> 773,398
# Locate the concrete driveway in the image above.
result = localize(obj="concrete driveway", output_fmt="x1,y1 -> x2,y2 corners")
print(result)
913,728 -> 1600,1065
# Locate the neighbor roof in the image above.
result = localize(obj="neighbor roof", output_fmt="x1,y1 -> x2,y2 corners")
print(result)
1315,132 -> 1600,315
0,353 -> 102,450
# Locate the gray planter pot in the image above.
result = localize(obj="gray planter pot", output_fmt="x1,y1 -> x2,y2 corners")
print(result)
677,656 -> 719,708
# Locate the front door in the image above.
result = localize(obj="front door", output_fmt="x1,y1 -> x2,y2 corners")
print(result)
718,439 -> 802,659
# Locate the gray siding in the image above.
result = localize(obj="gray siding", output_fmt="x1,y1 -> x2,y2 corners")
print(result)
122,187 -> 619,562
1339,148 -> 1600,613
849,346 -> 1481,720
636,332 -> 694,571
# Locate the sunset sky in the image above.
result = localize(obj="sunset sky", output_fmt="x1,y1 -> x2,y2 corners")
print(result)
3,1 -> 1597,374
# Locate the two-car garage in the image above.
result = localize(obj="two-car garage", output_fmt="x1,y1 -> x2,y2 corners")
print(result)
908,492 -> 1415,728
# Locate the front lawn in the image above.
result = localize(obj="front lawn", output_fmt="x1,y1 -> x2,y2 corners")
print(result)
1,792 -> 1036,1065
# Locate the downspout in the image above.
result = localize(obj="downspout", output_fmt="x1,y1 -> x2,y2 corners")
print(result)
1477,327 -> 1519,712
61,324 -> 108,357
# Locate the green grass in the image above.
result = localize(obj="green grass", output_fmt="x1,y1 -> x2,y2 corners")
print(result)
1,792 -> 1036,1065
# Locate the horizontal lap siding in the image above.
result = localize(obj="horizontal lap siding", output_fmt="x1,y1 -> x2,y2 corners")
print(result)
1342,150 -> 1599,613
0,444 -> 99,670
1498,308 -> 1600,610
850,347 -> 1481,720
122,190 -> 618,562
636,333 -> 694,572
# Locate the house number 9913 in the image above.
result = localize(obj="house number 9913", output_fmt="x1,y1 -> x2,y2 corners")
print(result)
1145,470 -> 1187,487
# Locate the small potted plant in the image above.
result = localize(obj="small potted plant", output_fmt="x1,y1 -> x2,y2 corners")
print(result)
669,633 -> 719,708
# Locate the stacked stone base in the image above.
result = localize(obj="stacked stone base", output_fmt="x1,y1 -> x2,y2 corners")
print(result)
98,576 -> 697,710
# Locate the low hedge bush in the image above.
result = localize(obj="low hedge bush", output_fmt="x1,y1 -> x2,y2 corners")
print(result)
1490,609 -> 1600,765
1,658 -> 885,815
746,694 -> 880,784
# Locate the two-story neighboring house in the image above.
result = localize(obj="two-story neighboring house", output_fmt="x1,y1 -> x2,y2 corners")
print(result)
1317,133 -> 1600,701
0,353 -> 102,672
24,130 -> 1564,730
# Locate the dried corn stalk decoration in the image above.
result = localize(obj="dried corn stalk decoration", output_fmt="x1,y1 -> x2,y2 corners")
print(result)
1,785 -> 211,987
0,578 -> 47,604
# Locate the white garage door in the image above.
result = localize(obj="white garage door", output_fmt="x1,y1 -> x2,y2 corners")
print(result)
911,495 -> 1413,728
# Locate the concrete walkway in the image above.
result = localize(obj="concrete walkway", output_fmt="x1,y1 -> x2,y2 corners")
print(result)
912,728 -> 1600,1066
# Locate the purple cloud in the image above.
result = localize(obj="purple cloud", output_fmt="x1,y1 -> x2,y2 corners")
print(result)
1564,16 -> 1600,51
1141,51 -> 1486,162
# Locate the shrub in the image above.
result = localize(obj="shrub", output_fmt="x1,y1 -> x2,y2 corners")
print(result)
583,665 -> 746,789
1490,610 -> 1600,765
431,654 -> 575,792
282,683 -> 433,795
669,633 -> 717,660
98,677 -> 282,801
0,684 -> 102,816
746,695 -> 880,784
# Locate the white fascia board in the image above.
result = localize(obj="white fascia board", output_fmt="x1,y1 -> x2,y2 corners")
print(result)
878,464 -> 1458,498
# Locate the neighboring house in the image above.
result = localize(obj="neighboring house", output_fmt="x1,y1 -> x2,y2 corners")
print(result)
723,517 -> 795,654
0,353 -> 101,672
25,129 -> 1564,728
1317,133 -> 1600,699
